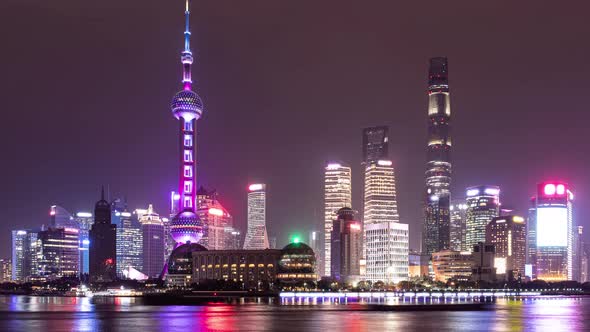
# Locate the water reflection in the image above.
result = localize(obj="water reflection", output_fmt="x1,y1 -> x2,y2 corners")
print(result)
0,296 -> 588,331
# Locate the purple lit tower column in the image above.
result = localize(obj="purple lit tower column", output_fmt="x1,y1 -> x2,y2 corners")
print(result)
169,0 -> 204,248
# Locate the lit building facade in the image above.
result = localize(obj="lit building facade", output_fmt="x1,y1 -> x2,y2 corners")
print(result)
0,259 -> 11,282
533,182 -> 574,281
114,210 -> 143,278
450,200 -> 467,251
277,242 -> 318,286
330,208 -> 362,283
365,221 -> 409,284
323,163 -> 352,277
196,187 -> 234,250
486,216 -> 526,280
74,212 -> 93,275
37,227 -> 80,280
423,57 -> 452,256
573,226 -> 583,281
89,188 -> 117,282
308,230 -> 322,276
432,250 -> 472,282
526,197 -> 537,278
11,230 -> 26,281
141,205 -> 165,278
243,184 -> 269,250
464,185 -> 500,251
363,160 -> 400,226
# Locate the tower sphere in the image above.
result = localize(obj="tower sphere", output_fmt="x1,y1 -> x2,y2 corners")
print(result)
170,209 -> 203,244
171,90 -> 203,121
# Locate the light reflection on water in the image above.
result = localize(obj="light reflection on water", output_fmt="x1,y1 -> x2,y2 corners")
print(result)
0,295 -> 588,331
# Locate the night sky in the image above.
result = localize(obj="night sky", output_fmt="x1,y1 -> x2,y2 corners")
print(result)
1,0 -> 589,258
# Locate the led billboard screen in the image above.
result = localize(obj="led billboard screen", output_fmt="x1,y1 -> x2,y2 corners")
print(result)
536,207 -> 568,247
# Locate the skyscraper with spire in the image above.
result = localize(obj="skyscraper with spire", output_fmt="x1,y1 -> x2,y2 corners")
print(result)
423,57 -> 452,255
89,187 -> 117,282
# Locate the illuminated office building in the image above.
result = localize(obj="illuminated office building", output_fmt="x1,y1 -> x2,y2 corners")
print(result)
196,187 -> 234,250
0,259 -> 11,282
37,227 -> 80,280
423,57 -> 452,255
141,205 -> 165,278
486,215 -> 526,280
365,221 -> 409,284
464,185 -> 500,251
74,212 -> 93,275
113,209 -> 143,278
431,250 -> 472,282
526,197 -> 537,278
11,230 -> 27,282
309,230 -> 322,275
243,184 -> 269,250
324,163 -> 352,276
330,208 -> 363,283
533,182 -> 574,281
89,188 -> 117,282
450,200 -> 467,251
363,160 -> 399,226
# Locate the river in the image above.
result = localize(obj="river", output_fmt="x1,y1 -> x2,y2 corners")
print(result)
0,295 -> 588,331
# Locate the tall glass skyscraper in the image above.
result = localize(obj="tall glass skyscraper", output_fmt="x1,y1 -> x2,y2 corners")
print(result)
74,212 -> 93,275
363,160 -> 399,226
243,184 -> 269,250
89,188 -> 117,282
532,182 -> 574,281
449,200 -> 467,251
423,57 -> 452,255
196,187 -> 234,250
323,163 -> 352,277
141,205 -> 165,278
464,185 -> 500,251
114,209 -> 143,278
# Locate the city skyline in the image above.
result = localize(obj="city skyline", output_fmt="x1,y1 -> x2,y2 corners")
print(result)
3,0 -> 590,260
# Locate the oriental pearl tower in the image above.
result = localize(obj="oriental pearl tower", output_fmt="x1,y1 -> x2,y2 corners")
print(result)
169,0 -> 204,247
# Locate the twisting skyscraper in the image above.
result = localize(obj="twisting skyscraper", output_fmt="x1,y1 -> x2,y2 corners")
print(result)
243,184 -> 269,250
169,0 -> 204,247
423,57 -> 452,255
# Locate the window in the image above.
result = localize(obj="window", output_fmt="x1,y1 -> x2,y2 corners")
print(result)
184,197 -> 192,208
184,135 -> 192,147
184,121 -> 193,132
184,150 -> 192,162
184,166 -> 192,178
184,181 -> 192,193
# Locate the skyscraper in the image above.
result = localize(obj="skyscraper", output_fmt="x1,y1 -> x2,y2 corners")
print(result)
464,185 -> 500,251
330,208 -> 363,283
365,221 -> 409,284
169,0 -> 204,249
37,227 -> 80,280
243,184 -> 269,250
526,197 -> 537,278
363,160 -> 399,226
89,188 -> 117,282
12,229 -> 29,282
534,182 -> 574,281
196,187 -> 234,250
423,57 -> 452,256
486,215 -> 527,280
0,259 -> 11,283
74,212 -> 93,275
141,205 -> 165,279
324,162 -> 352,277
362,126 -> 389,164
450,200 -> 467,251
114,209 -> 143,278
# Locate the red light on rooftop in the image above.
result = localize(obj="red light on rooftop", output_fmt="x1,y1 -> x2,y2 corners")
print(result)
544,184 -> 556,195
556,184 -> 565,195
